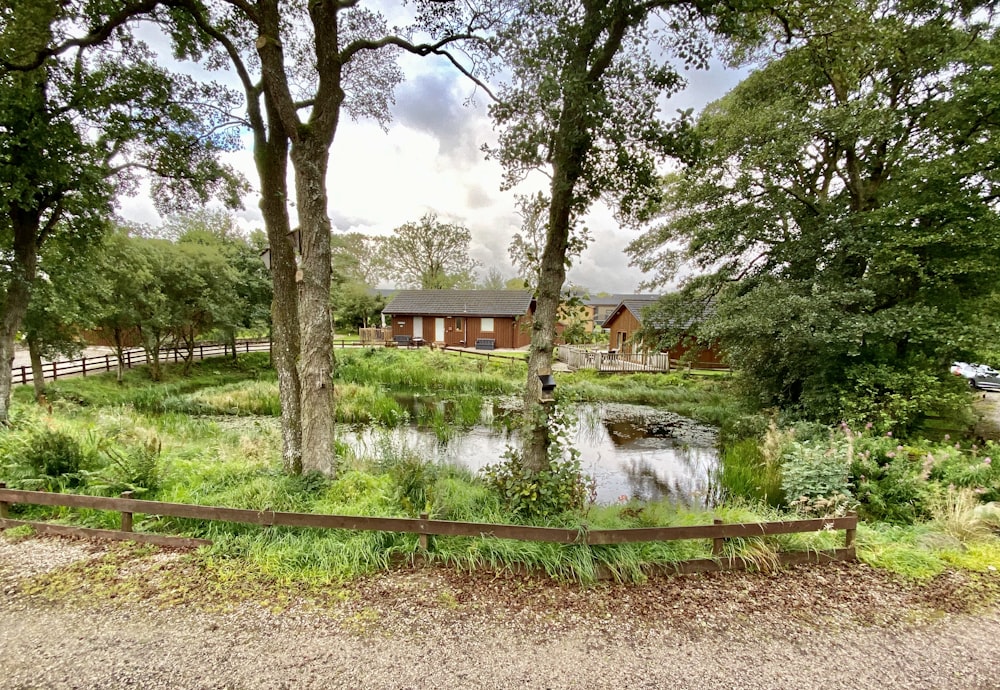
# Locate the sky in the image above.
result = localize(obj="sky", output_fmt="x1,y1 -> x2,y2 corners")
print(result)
118,14 -> 747,295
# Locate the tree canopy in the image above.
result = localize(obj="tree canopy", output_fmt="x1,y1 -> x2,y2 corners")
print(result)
628,0 -> 1000,431
384,213 -> 481,290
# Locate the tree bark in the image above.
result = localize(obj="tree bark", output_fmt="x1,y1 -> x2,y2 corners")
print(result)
291,139 -> 335,475
0,213 -> 40,424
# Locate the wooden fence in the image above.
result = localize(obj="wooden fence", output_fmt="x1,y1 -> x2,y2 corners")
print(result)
557,346 -> 729,373
0,486 -> 856,576
13,338 -> 373,386
440,347 -> 526,364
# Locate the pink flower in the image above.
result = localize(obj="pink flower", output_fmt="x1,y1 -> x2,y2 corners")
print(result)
896,445 -> 903,452
955,443 -> 961,449
865,422 -> 873,430
944,434 -> 950,441
886,452 -> 896,459
886,431 -> 893,437
618,494 -> 629,503
986,457 -> 992,465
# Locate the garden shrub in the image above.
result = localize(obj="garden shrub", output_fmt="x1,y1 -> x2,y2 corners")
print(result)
93,438 -> 165,496
19,428 -> 89,491
482,451 -> 592,520
780,439 -> 854,516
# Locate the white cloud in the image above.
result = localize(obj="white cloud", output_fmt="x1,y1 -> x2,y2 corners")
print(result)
116,22 -> 744,293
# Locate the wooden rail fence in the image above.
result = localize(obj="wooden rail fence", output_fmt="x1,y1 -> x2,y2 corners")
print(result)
556,346 -> 729,373
0,486 -> 856,576
14,338 -> 375,386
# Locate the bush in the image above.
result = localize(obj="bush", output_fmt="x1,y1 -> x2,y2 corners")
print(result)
781,439 -> 853,516
482,451 -> 593,520
18,428 -> 89,491
92,438 -> 165,496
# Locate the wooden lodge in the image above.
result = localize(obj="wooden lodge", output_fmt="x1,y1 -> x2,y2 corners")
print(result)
602,296 -> 724,366
382,290 -> 534,349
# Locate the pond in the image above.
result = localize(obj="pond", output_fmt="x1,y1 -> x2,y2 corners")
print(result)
340,402 -> 719,506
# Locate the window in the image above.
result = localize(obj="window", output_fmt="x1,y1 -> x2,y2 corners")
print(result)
481,317 -> 494,331
455,317 -> 463,331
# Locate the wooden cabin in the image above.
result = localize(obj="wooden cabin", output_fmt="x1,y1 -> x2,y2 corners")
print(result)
601,296 -> 724,365
382,290 -> 534,349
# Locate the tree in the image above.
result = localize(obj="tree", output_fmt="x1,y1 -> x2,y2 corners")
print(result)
0,0 -> 241,422
331,233 -> 385,331
384,213 -> 481,290
628,0 -> 1000,431
489,0 -> 740,472
478,266 -> 508,290
171,1 -> 495,474
173,210 -> 273,356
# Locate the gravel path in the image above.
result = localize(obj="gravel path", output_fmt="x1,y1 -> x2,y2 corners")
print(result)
2,537 -> 999,690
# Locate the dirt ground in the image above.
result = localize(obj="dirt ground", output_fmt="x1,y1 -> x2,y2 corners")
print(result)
973,391 -> 1000,441
2,536 -> 1000,689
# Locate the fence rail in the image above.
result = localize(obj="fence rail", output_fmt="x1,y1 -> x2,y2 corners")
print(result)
556,346 -> 729,373
0,486 -> 856,575
14,338 -> 371,386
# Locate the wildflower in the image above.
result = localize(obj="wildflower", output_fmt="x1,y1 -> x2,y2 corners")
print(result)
944,434 -> 950,441
896,445 -> 903,452
618,494 -> 629,503
865,422 -> 873,430
886,452 -> 896,459
955,443 -> 961,450
986,457 -> 992,465
886,431 -> 893,437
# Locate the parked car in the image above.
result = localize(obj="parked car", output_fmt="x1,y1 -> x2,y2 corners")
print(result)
951,361 -> 1000,391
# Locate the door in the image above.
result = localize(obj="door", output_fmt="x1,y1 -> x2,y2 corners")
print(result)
413,317 -> 423,339
435,317 -> 445,342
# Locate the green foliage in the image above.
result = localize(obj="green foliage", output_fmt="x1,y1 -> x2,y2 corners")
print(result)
18,428 -> 89,491
627,2 -> 1000,431
382,213 -> 480,289
91,438 -> 164,496
780,439 -> 854,517
482,451 -> 592,521
718,438 -> 784,507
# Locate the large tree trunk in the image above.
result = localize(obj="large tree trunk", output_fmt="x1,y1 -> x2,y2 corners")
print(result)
521,106 -> 587,473
0,214 -> 40,424
256,116 -> 303,475
26,332 -> 46,401
292,139 -> 335,476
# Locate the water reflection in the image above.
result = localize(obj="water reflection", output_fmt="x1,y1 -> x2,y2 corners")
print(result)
340,402 -> 719,505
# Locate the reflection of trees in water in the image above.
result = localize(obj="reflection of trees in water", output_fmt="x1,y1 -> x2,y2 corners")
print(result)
621,447 -> 717,507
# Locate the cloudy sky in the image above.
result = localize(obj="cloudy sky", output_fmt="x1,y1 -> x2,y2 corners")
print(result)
119,15 -> 747,295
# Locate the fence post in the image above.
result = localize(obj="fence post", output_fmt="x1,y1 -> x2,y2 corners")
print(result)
712,517 -> 725,556
845,511 -> 857,548
120,491 -> 134,532
127,350 -> 132,369
199,345 -> 204,360
0,482 -> 8,519
51,361 -> 58,381
105,354 -> 110,372
419,512 -> 430,552
19,366 -> 27,386
81,357 -> 87,377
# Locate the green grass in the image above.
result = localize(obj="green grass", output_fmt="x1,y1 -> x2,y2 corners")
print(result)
4,349 -> 1000,585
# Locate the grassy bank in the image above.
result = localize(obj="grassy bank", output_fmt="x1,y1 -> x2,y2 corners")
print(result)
2,350 -> 999,586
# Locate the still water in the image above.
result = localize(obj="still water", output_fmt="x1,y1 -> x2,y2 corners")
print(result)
340,402 -> 719,505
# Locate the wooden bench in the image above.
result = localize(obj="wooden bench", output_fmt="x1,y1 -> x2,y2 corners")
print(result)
393,335 -> 412,347
475,338 -> 495,350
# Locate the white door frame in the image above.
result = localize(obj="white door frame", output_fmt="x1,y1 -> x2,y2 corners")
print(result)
435,317 -> 445,342
413,316 -> 423,339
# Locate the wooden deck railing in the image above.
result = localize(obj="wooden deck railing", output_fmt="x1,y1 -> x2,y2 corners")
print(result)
556,346 -> 729,373
0,486 -> 856,576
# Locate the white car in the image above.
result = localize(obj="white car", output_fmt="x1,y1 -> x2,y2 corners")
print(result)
951,362 -> 1000,391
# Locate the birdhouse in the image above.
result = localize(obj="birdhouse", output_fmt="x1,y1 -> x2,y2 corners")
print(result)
538,373 -> 556,403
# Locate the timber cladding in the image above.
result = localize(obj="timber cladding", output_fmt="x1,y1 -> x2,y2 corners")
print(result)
384,290 -> 534,348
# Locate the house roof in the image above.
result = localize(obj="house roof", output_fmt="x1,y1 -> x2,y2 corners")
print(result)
383,290 -> 533,317
587,293 -> 651,308
600,296 -> 661,328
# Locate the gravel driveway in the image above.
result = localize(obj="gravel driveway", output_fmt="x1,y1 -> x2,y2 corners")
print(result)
2,537 -> 999,689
